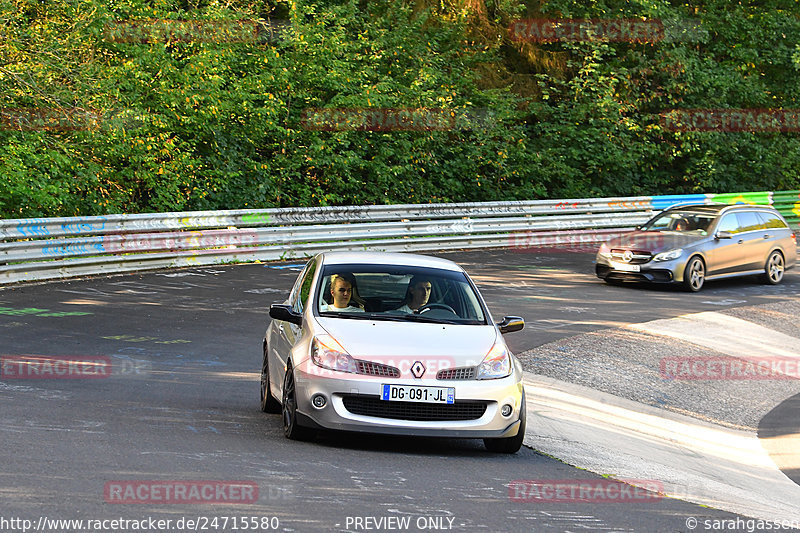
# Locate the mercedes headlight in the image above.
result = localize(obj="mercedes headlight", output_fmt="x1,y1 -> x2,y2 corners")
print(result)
652,249 -> 683,262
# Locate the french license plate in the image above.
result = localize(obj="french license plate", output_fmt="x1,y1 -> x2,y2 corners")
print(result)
609,261 -> 640,272
381,384 -> 455,404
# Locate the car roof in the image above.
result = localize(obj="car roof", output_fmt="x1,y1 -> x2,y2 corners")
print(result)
666,203 -> 778,214
318,251 -> 464,272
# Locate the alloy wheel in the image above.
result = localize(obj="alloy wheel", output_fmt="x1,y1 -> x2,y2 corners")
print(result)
766,252 -> 785,284
260,345 -> 280,413
684,257 -> 705,292
281,364 -> 308,440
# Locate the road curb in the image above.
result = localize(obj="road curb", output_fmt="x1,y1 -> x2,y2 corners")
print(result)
521,369 -> 800,523
518,299 -> 800,522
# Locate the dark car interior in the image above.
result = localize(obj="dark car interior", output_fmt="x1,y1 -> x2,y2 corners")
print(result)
319,272 -> 485,321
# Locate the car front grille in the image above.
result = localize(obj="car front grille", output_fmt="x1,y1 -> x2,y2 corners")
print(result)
355,360 -> 400,378
341,395 -> 488,421
597,264 -> 674,283
610,249 -> 652,264
437,367 -> 476,380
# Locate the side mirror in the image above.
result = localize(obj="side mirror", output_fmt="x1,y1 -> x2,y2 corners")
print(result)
715,231 -> 733,240
269,304 -> 302,326
497,316 -> 524,334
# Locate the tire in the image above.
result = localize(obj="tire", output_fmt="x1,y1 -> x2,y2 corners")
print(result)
260,343 -> 281,414
484,395 -> 526,454
683,256 -> 705,292
762,251 -> 785,285
281,363 -> 310,440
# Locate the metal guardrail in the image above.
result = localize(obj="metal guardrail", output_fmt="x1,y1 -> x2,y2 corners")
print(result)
1,191 -> 798,285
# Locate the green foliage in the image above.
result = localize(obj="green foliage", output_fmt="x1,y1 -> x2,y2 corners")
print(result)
1,0 -> 799,217
525,0 -> 800,197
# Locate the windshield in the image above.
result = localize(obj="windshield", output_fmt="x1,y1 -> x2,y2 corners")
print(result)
315,264 -> 488,325
641,209 -> 715,235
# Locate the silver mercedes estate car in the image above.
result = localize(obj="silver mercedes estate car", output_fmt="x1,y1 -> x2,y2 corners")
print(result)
261,251 -> 527,453
596,204 -> 797,291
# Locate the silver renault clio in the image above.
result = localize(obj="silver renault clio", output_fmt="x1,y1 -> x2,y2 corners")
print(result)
260,251 -> 526,453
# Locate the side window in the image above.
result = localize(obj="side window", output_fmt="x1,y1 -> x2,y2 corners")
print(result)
735,211 -> 767,233
758,212 -> 789,229
460,283 -> 484,320
716,214 -> 739,234
290,259 -> 317,313
298,261 -> 317,312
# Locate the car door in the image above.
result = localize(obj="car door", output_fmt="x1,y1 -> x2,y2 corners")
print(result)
269,259 -> 317,395
706,213 -> 744,276
732,211 -> 770,272
756,211 -> 791,265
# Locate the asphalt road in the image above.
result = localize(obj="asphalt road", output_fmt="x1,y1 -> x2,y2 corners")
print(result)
1,249 -> 798,532
451,249 -> 800,354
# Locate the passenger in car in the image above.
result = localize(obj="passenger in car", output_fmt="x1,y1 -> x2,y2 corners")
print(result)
320,273 -> 365,312
394,276 -> 433,313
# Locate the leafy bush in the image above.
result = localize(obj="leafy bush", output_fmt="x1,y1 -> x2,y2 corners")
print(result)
1,0 -> 798,218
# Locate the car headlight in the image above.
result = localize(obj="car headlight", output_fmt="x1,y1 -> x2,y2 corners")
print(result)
311,335 -> 358,374
652,248 -> 683,262
476,341 -> 512,380
598,242 -> 611,258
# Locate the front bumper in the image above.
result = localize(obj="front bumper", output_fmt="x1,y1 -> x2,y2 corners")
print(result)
292,360 -> 525,438
595,255 -> 687,284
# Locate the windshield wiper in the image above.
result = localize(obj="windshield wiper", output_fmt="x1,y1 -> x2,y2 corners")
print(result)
318,312 -> 472,325
379,314 -> 464,325
317,312 -> 383,320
